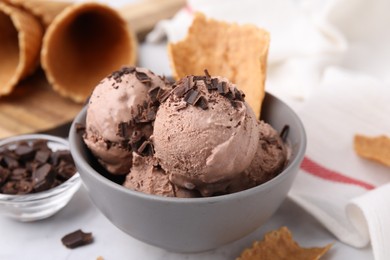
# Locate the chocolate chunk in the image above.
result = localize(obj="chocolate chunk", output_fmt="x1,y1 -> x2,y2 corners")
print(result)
148,86 -> 160,103
61,229 -> 93,249
196,96 -> 209,110
280,125 -> 290,142
137,141 -> 154,156
17,180 -> 33,194
217,81 -> 228,94
57,161 -> 77,180
32,163 -> 55,192
0,167 -> 10,186
117,122 -> 130,138
135,71 -> 152,86
15,144 -> 35,160
173,77 -> 192,98
234,88 -> 245,101
51,150 -> 73,166
210,78 -> 219,90
35,150 -> 50,164
193,75 -> 206,81
10,168 -> 29,181
32,139 -> 49,151
204,69 -> 211,78
1,181 -> 18,194
3,156 -> 19,169
184,89 -> 201,105
108,66 -> 136,83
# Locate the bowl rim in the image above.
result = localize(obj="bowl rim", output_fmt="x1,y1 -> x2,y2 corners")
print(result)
69,92 -> 306,204
0,134 -> 81,202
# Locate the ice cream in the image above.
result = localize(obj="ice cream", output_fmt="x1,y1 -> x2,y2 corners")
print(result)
152,74 -> 260,196
226,121 -> 288,194
83,66 -> 169,175
123,153 -> 199,198
83,67 -> 288,198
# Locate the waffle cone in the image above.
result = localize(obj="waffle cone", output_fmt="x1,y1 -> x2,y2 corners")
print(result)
168,13 -> 269,118
41,2 -> 138,103
3,0 -> 71,28
0,2 -> 43,96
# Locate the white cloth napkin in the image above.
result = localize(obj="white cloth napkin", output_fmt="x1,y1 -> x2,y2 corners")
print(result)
146,0 -> 390,259
289,67 -> 390,260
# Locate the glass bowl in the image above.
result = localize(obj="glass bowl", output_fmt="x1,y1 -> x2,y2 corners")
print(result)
0,134 -> 81,222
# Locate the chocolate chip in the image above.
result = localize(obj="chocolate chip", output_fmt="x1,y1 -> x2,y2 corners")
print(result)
61,229 -> 93,249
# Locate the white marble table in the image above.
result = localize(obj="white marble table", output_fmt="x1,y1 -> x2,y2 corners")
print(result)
0,185 -> 372,259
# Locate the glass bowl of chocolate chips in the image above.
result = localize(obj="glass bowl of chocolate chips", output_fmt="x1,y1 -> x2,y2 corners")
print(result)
0,134 -> 81,221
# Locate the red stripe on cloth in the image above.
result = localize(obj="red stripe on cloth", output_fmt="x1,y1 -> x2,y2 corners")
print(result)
301,156 -> 375,190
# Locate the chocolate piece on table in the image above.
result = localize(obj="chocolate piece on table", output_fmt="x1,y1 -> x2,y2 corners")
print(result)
61,229 -> 93,249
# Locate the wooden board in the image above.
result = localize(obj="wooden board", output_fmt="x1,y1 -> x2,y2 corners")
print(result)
0,70 -> 83,138
0,0 -> 185,139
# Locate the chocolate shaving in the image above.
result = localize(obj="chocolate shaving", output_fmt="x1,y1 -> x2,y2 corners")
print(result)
108,66 -> 136,83
61,229 -> 93,249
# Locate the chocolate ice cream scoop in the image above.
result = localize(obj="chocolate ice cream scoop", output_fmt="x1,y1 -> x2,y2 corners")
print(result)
152,73 -> 259,196
123,153 -> 199,198
227,121 -> 288,194
83,66 -> 169,175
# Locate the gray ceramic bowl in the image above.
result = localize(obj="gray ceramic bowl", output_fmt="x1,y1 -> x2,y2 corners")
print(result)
69,93 -> 306,253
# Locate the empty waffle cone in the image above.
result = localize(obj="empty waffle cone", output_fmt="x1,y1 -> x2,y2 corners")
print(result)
2,0 -> 72,28
0,2 -> 43,96
41,2 -> 138,103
